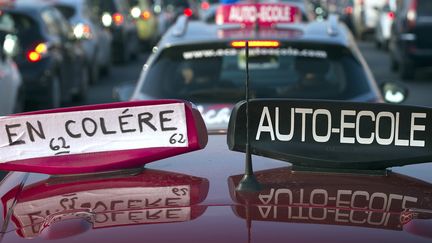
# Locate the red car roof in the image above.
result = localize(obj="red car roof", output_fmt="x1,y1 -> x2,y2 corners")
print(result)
1,135 -> 432,242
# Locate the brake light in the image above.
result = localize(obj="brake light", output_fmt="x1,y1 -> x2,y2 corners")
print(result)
27,51 -> 41,62
183,8 -> 193,17
27,43 -> 47,63
387,11 -> 395,19
34,43 -> 47,54
407,0 -> 417,29
345,6 -> 353,15
141,10 -> 151,20
231,40 -> 280,48
201,1 -> 210,10
112,13 -> 124,26
73,23 -> 92,39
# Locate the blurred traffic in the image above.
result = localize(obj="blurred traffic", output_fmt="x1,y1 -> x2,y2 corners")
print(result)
0,0 -> 431,117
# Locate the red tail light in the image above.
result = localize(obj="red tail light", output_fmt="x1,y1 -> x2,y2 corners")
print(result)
201,1 -> 210,10
27,51 -> 41,62
183,8 -> 193,17
407,0 -> 417,29
112,13 -> 124,26
26,43 -> 47,63
345,6 -> 353,15
387,11 -> 395,19
231,40 -> 280,48
140,10 -> 151,20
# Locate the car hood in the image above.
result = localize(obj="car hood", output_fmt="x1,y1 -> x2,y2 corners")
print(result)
1,135 -> 432,242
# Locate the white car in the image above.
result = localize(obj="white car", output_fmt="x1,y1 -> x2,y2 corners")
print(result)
374,0 -> 396,49
0,29 -> 23,116
353,0 -> 387,39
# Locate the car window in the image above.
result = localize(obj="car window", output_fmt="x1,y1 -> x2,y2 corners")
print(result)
96,0 -> 117,14
55,4 -> 76,20
84,0 -> 103,21
50,8 -> 73,40
41,8 -> 62,36
6,12 -> 40,47
140,43 -> 372,103
0,11 -> 15,32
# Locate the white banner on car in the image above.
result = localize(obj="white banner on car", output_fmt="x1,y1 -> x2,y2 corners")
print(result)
0,103 -> 188,163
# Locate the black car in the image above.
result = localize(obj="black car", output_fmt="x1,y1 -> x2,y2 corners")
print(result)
88,0 -> 140,63
1,1 -> 89,109
389,0 -> 432,79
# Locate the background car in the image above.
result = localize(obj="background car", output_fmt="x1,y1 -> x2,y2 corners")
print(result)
0,27 -> 24,115
88,0 -> 140,63
127,0 -> 159,50
352,0 -> 387,39
374,0 -> 396,49
53,0 -> 113,83
129,9 -> 383,131
1,1 -> 89,109
389,0 -> 432,79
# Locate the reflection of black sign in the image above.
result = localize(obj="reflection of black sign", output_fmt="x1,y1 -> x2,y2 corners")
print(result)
2,169 -> 209,239
229,167 -> 432,232
228,99 -> 432,170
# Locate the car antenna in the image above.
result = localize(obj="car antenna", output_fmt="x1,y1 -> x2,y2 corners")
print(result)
236,41 -> 262,192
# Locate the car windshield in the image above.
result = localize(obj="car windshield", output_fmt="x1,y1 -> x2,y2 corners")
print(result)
139,42 -> 372,103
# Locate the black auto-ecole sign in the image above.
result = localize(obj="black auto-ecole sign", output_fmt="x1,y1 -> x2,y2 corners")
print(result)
227,99 -> 432,170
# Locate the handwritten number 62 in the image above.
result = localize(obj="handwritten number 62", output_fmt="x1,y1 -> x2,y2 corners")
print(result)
50,137 -> 70,152
169,133 -> 186,144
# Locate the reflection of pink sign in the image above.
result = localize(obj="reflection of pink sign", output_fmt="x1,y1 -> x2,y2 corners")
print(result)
216,3 -> 300,27
1,169 -> 209,239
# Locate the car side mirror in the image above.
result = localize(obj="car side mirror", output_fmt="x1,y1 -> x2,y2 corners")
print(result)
381,81 -> 408,104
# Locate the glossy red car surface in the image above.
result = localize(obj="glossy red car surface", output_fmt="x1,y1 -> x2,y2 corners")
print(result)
1,135 -> 432,242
